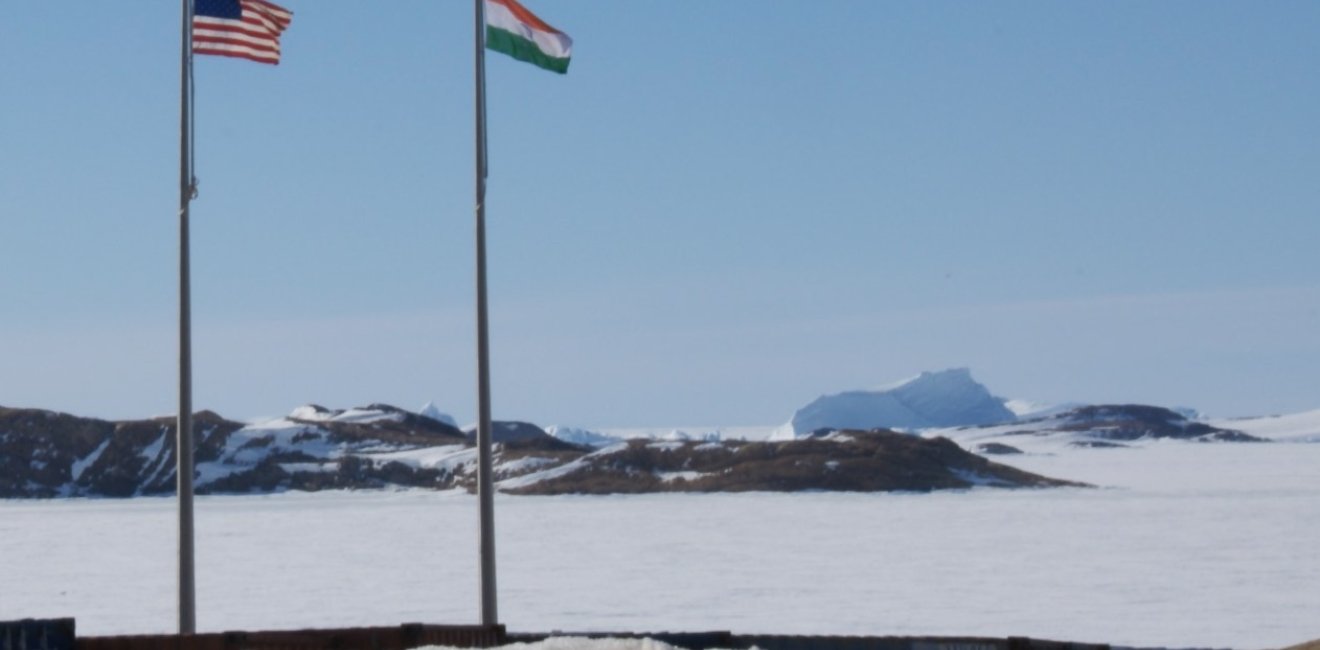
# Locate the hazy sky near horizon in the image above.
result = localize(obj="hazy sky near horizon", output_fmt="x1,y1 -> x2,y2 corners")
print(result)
3,2 -> 1319,426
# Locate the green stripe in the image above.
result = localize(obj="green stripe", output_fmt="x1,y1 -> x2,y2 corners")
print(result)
486,26 -> 570,74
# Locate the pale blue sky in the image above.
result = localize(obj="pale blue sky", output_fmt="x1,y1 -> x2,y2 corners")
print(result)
2,2 -> 1318,425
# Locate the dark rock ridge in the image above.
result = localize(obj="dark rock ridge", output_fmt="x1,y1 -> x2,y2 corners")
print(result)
0,405 -> 1082,498
502,430 -> 1086,495
0,404 -> 466,498
976,442 -> 1023,455
0,407 -> 246,498
1011,404 -> 1265,443
463,420 -> 574,447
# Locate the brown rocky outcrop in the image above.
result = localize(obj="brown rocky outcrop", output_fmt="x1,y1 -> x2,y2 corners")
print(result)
503,430 -> 1086,495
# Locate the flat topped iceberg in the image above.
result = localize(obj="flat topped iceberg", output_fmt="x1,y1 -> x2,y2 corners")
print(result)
785,368 -> 1015,436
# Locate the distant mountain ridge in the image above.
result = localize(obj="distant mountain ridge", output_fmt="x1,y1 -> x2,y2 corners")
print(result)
6,367 -> 1311,498
0,403 -> 1079,499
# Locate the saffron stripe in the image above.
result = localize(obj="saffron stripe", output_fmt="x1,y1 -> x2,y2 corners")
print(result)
485,1 -> 571,58
487,0 -> 562,37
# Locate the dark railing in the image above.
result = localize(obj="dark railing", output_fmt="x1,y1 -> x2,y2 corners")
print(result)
1,619 -> 76,650
73,625 -> 506,650
507,631 -> 1112,650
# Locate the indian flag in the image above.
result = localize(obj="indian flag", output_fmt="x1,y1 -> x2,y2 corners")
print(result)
485,0 -> 572,74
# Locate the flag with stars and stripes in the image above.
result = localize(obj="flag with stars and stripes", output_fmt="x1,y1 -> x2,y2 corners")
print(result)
193,0 -> 293,65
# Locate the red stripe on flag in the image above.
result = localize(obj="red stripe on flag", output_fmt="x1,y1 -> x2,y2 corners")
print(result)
193,36 -> 280,56
193,47 -> 280,64
248,0 -> 292,23
195,25 -> 282,47
488,0 -> 564,36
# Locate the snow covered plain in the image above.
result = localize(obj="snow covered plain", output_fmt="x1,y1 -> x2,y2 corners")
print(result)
3,441 -> 1319,650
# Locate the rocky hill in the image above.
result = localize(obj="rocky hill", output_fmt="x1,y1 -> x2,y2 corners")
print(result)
0,404 -> 1080,498
0,404 -> 468,498
1050,404 -> 1262,442
929,403 -> 1264,455
500,430 -> 1085,495
0,407 -> 242,498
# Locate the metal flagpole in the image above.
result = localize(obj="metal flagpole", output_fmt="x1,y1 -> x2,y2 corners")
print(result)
177,0 -> 197,635
474,0 -> 498,627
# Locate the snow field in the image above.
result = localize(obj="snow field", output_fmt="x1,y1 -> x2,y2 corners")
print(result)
2,443 -> 1318,649
1209,409 -> 1320,442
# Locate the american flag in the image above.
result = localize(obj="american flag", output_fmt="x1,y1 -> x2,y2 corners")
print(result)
193,0 -> 293,65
